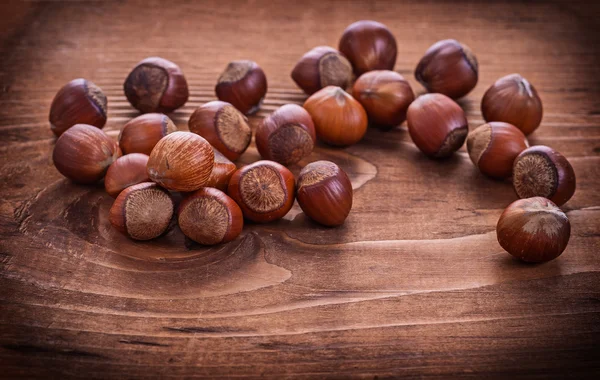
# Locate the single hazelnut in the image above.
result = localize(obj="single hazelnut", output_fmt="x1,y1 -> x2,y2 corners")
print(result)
291,46 -> 353,95
415,39 -> 478,99
119,113 -> 177,155
406,93 -> 468,158
178,187 -> 243,245
338,20 -> 397,76
482,73 -> 543,135
49,78 -> 107,136
303,86 -> 368,146
109,182 -> 174,241
513,146 -> 576,206
255,104 -> 316,166
352,70 -> 415,129
205,149 -> 237,192
188,101 -> 252,161
53,124 -> 120,184
227,160 -> 295,223
147,131 -> 214,192
104,153 -> 150,198
124,57 -> 189,113
496,197 -> 570,263
296,160 -> 353,227
467,122 -> 529,179
215,60 -> 267,115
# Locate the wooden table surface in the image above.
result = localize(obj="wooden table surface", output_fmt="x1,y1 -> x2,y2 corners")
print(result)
1,0 -> 599,378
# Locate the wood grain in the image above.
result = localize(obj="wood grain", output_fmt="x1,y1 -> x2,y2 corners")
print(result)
1,0 -> 599,378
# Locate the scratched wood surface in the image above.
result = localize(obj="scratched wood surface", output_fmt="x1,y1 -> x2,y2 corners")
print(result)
1,0 -> 599,378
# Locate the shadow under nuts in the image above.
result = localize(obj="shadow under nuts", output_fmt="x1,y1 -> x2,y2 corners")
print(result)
215,60 -> 267,115
303,86 -> 368,146
291,46 -> 353,95
178,187 -> 243,245
415,39 -> 478,99
119,113 -> 177,155
109,182 -> 174,241
53,124 -> 120,184
296,160 -> 353,227
147,131 -> 215,192
406,93 -> 468,158
227,160 -> 295,223
104,153 -> 150,198
188,100 -> 252,161
496,197 -> 570,263
513,145 -> 576,206
339,20 -> 397,76
49,78 -> 107,136
256,104 -> 316,166
124,56 -> 189,113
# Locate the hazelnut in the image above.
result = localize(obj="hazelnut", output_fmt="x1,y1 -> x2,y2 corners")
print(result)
188,100 -> 252,161
406,93 -> 468,158
205,149 -> 237,192
338,20 -> 397,76
482,73 -> 543,135
178,187 -> 243,245
119,113 -> 177,155
104,153 -> 150,198
296,160 -> 353,227
147,131 -> 214,192
352,70 -> 415,129
415,39 -> 478,99
53,124 -> 120,184
496,197 -> 570,263
467,122 -> 529,179
109,182 -> 174,241
49,78 -> 107,136
255,104 -> 316,166
227,160 -> 295,223
124,57 -> 189,113
215,60 -> 267,115
291,46 -> 353,95
303,86 -> 368,146
513,146 -> 576,206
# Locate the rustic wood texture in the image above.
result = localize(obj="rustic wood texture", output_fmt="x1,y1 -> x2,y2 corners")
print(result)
1,0 -> 599,378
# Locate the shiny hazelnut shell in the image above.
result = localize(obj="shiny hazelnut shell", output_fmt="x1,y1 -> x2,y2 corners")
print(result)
513,146 -> 576,206
255,104 -> 316,166
406,93 -> 468,158
205,149 -> 237,192
338,20 -> 397,76
291,46 -> 354,95
53,124 -> 120,184
105,153 -> 150,198
215,60 -> 267,115
296,160 -> 353,227
49,78 -> 107,136
303,86 -> 368,146
496,197 -> 570,263
119,113 -> 177,155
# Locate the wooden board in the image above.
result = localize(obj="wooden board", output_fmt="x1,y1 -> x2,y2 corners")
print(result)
1,0 -> 599,377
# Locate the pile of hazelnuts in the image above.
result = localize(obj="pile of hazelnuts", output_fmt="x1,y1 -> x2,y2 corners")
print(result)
49,20 -> 575,263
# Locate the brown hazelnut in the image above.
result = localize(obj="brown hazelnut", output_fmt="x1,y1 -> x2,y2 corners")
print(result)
215,60 -> 267,115
352,70 -> 415,129
188,100 -> 252,161
406,93 -> 468,158
467,122 -> 529,179
255,104 -> 316,166
147,131 -> 214,192
178,187 -> 243,245
124,57 -> 189,113
296,160 -> 353,227
205,149 -> 237,192
513,146 -> 576,206
291,46 -> 353,95
109,182 -> 174,241
53,124 -> 120,184
49,78 -> 107,136
104,153 -> 150,198
303,86 -> 368,146
119,113 -> 177,155
227,160 -> 295,223
338,20 -> 397,76
482,73 -> 543,135
496,197 -> 570,263
415,39 -> 478,99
